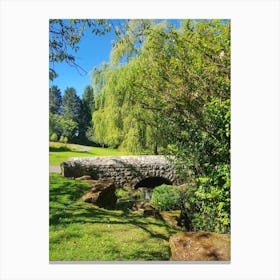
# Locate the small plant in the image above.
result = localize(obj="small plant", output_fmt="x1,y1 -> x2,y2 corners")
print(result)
150,184 -> 181,211
63,136 -> 68,143
50,133 -> 58,142
59,135 -> 65,143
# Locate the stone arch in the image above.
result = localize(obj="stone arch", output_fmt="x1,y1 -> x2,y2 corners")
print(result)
133,176 -> 172,189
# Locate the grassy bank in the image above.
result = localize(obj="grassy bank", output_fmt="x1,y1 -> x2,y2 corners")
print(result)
49,142 -> 133,166
49,173 -> 180,261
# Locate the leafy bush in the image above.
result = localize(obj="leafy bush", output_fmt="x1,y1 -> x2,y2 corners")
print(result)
150,184 -> 181,211
186,164 -> 231,234
63,136 -> 68,143
59,135 -> 65,143
50,133 -> 58,142
167,97 -> 231,234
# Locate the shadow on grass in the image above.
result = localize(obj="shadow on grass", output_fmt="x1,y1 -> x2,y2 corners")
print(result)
49,179 -> 90,202
49,173 -> 179,260
49,146 -> 72,152
50,201 -> 174,242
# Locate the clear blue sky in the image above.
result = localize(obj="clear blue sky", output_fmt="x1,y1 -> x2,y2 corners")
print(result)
49,21 -> 119,97
49,19 -> 181,97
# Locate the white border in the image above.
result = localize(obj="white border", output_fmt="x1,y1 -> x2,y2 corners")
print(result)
0,0 -> 279,279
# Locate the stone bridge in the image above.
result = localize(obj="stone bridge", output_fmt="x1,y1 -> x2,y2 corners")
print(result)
61,155 -> 181,188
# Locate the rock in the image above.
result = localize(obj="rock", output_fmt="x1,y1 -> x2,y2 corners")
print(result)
160,210 -> 181,228
76,175 -> 92,180
83,179 -> 117,209
143,208 -> 162,219
131,201 -> 162,219
170,232 -> 230,261
132,201 -> 154,211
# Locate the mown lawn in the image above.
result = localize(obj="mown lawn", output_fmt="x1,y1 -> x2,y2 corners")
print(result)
49,142 -> 133,166
49,173 -> 180,261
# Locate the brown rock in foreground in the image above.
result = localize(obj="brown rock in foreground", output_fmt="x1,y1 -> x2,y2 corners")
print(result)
83,179 -> 117,209
170,231 -> 230,261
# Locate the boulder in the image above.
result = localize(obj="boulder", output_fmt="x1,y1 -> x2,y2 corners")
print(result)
170,231 -> 230,261
160,210 -> 181,228
131,201 -> 162,219
76,175 -> 92,181
83,179 -> 117,209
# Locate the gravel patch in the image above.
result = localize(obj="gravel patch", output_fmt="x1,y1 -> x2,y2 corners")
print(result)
49,165 -> 61,173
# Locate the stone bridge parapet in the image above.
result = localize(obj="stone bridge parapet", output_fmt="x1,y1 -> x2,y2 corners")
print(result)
61,155 -> 181,188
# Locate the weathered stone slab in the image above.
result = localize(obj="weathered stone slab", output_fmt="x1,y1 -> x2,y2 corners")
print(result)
83,179 -> 117,209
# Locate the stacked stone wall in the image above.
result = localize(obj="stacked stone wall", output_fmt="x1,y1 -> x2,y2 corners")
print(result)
61,155 -> 181,187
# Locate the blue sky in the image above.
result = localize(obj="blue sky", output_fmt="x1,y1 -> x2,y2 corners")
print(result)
49,19 -> 182,97
49,22 -> 119,97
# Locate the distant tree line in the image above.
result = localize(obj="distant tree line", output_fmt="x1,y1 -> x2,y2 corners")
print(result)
49,85 -> 94,145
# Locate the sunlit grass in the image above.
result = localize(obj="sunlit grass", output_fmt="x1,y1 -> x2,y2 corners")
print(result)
49,142 -> 133,166
49,174 -> 180,261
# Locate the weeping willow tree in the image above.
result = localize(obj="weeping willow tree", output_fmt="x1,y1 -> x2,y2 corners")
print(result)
91,20 -> 170,153
90,19 -> 231,233
91,19 -> 230,154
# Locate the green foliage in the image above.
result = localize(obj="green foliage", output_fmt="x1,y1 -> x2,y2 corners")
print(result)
62,87 -> 81,121
49,85 -> 94,145
186,165 -> 231,233
59,135 -> 65,143
49,113 -> 63,138
49,85 -> 62,114
49,145 -> 71,152
50,133 -> 58,142
58,135 -> 69,143
89,19 -> 231,233
74,85 -> 94,144
49,141 -> 82,151
91,20 -> 230,154
150,185 -> 181,211
82,85 -> 94,112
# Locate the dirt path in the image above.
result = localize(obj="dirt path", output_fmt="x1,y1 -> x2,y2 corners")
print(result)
77,145 -> 91,152
49,165 -> 61,173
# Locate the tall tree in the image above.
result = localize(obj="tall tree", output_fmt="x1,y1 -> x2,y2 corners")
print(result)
82,85 -> 94,113
61,87 -> 81,141
75,85 -> 94,144
62,87 -> 81,121
49,85 -> 62,114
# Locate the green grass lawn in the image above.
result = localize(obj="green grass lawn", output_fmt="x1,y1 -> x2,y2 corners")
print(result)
49,142 -> 133,166
49,173 -> 180,261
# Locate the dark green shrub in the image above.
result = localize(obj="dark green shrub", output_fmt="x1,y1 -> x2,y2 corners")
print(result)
49,146 -> 71,152
150,184 -> 181,211
186,164 -> 231,234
